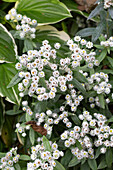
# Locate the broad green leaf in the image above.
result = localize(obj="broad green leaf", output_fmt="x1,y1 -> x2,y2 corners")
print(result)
92,23 -> 105,42
43,136 -> 51,152
107,56 -> 113,68
68,157 -> 81,167
88,3 -> 103,20
70,78 -> 86,95
16,0 -> 72,25
98,159 -> 107,169
29,127 -> 35,145
0,24 -> 17,63
23,39 -> 34,52
19,155 -> 31,161
7,73 -> 23,88
105,149 -> 112,168
98,94 -> 105,109
0,97 -> 5,133
54,160 -> 65,170
88,159 -> 97,170
0,63 -> 20,104
97,49 -> 107,63
76,28 -> 96,37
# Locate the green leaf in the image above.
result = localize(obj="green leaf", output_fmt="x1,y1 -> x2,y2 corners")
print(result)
0,97 -> 5,133
16,0 -> 72,25
107,116 -> 113,123
0,24 -> 17,63
61,0 -> 99,22
43,136 -> 51,152
95,146 -> 101,159
76,140 -> 83,150
92,23 -> 105,42
98,159 -> 107,169
76,28 -> 96,37
105,149 -> 112,168
68,157 -> 81,167
88,159 -> 97,170
97,49 -> 107,63
26,113 -> 32,122
0,63 -> 20,104
34,101 -> 47,113
14,163 -> 21,170
0,152 -> 5,158
74,71 -> 88,83
70,78 -> 86,95
108,7 -> 113,19
23,39 -> 34,53
2,0 -> 17,2
54,160 -> 65,170
7,73 -> 23,88
71,115 -> 81,125
29,127 -> 35,145
107,56 -> 113,68
19,155 -> 31,161
98,94 -> 105,109
6,110 -> 22,115
80,162 -> 90,170
88,3 -> 103,20
61,150 -> 72,167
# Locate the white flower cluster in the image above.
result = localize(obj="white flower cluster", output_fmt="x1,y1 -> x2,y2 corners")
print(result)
27,142 -> 63,170
88,72 -> 112,94
89,96 -> 110,108
5,8 -> 37,39
100,37 -> 113,47
16,122 -> 30,137
61,110 -> 113,160
67,36 -> 99,68
104,0 -> 113,9
0,147 -> 20,170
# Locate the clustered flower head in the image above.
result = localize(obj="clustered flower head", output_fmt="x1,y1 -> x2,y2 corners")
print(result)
0,147 -> 20,170
88,72 -> 112,94
67,36 -> 99,68
100,37 -> 113,47
27,141 -> 63,170
5,8 -> 37,39
60,110 -> 113,160
104,0 -> 113,9
16,121 -> 30,137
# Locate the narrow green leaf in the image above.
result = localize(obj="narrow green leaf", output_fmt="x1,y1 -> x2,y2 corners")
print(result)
26,113 -> 32,122
54,160 -> 65,170
61,150 -> 72,167
71,115 -> 81,125
76,28 -> 95,37
98,94 -> 105,109
68,157 -> 81,167
107,56 -> 113,68
80,162 -> 90,170
14,163 -> 21,170
43,136 -> 51,152
7,73 -> 22,88
29,127 -> 35,145
105,149 -> 112,168
98,159 -> 107,169
0,152 -> 5,158
88,3 -> 103,20
108,7 -> 113,19
6,110 -> 22,115
97,49 -> 107,63
70,78 -> 86,95
88,159 -> 97,170
19,155 -> 31,161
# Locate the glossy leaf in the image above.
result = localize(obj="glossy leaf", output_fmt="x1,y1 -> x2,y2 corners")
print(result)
0,24 -> 17,63
16,0 -> 72,24
0,63 -> 20,104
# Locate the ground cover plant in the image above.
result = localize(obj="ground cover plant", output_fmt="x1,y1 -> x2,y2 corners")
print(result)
1,0 -> 113,169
